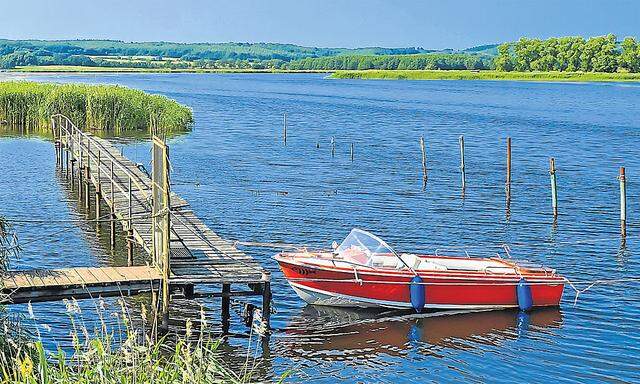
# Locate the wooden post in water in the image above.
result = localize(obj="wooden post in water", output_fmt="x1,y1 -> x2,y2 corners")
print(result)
262,273 -> 271,334
549,158 -> 558,219
420,136 -> 427,185
221,283 -> 231,334
331,137 -> 336,158
84,162 -> 90,209
506,137 -> 512,200
350,142 -> 354,162
283,112 -> 287,145
619,167 -> 627,238
95,151 -> 101,221
127,177 -> 134,266
110,160 -> 116,247
459,135 -> 466,195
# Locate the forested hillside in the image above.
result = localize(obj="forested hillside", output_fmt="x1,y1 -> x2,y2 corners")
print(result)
0,39 -> 432,69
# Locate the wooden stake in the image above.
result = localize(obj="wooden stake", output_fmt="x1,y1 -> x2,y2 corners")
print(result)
350,142 -> 354,162
420,136 -> 427,185
506,137 -> 511,201
262,279 -> 271,334
283,112 -> 287,145
549,158 -> 558,219
331,137 -> 335,158
620,167 -> 627,238
84,163 -> 90,209
95,151 -> 101,221
127,177 -> 134,266
221,283 -> 231,334
110,160 -> 116,247
459,135 -> 466,195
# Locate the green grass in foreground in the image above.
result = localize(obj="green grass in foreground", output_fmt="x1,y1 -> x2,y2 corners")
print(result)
11,65 -> 328,74
0,298 -> 290,383
330,69 -> 640,82
0,81 -> 192,133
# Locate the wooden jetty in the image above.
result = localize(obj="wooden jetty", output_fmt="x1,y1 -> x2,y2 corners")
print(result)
1,114 -> 271,332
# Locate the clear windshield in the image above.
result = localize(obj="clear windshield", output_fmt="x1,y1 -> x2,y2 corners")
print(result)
336,228 -> 395,266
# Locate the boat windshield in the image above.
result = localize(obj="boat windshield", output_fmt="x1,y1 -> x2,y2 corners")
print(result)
336,228 -> 395,266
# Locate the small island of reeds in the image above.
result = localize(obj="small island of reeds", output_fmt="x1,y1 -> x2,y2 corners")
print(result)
0,81 -> 193,133
329,69 -> 640,82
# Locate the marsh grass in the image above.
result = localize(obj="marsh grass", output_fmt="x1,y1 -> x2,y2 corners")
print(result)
330,69 -> 640,82
0,82 -> 193,134
0,296 -> 286,383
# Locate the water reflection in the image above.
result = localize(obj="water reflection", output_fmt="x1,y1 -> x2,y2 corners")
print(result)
279,306 -> 563,360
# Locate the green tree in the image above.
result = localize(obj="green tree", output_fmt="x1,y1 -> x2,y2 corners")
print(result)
494,43 -> 514,71
620,37 -> 640,72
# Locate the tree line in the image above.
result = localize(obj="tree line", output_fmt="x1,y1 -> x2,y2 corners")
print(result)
495,34 -> 640,73
287,54 -> 493,71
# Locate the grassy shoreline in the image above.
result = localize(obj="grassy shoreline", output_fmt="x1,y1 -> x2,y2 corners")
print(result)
9,65 -> 329,74
329,69 -> 640,82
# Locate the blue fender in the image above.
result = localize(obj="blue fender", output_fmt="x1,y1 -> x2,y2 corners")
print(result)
410,275 -> 425,312
517,278 -> 533,311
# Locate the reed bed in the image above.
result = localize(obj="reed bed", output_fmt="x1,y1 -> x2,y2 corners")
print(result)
0,297 -> 286,383
330,69 -> 640,82
0,82 -> 193,134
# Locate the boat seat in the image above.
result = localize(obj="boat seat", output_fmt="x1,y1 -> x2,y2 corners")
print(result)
398,253 -> 422,270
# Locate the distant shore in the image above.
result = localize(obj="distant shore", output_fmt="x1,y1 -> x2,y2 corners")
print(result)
329,70 -> 640,82
8,65 -> 329,74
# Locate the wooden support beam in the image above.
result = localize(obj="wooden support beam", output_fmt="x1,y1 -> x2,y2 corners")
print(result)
222,283 -> 231,334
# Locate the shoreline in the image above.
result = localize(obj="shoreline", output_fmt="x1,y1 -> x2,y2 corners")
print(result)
329,69 -> 640,82
7,65 -> 330,74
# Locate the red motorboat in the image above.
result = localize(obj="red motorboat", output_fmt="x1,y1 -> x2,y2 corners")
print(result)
275,229 -> 564,311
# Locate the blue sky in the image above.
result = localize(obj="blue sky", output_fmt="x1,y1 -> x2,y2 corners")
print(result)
1,0 -> 638,49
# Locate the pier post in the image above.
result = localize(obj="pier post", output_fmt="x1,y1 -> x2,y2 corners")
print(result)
506,137 -> 511,200
221,283 -> 231,334
127,177 -> 134,266
420,136 -> 427,186
350,142 -> 354,162
95,151 -> 101,221
549,158 -> 558,220
459,135 -> 466,196
331,136 -> 335,158
110,160 -> 116,247
261,273 -> 272,334
283,112 -> 287,145
84,163 -> 90,209
619,167 -> 627,238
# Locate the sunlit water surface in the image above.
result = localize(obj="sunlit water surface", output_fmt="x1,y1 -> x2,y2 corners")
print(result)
1,73 -> 640,382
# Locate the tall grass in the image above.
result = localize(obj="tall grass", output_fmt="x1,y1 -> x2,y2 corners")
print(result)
0,297 -> 287,383
0,82 -> 193,134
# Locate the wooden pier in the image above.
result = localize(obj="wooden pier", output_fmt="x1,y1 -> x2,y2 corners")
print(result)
1,114 -> 271,332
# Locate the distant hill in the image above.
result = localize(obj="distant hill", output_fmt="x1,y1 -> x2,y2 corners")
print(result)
0,39 -> 496,70
0,39 -> 437,62
462,44 -> 500,56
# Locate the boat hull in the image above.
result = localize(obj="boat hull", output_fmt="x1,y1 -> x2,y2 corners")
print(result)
277,258 -> 564,310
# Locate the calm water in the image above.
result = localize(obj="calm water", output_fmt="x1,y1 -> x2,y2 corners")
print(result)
2,73 -> 640,382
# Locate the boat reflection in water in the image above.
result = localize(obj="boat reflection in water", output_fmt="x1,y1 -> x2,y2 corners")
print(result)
278,306 -> 563,360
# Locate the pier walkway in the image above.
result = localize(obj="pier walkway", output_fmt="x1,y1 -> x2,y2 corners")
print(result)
0,114 -> 270,330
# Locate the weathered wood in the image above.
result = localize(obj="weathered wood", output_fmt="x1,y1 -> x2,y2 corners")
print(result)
459,135 -> 466,195
420,136 -> 427,186
550,158 -> 558,219
17,115 -> 270,330
1,266 -> 161,304
620,166 -> 627,238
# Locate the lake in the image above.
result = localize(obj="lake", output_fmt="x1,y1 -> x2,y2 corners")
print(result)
1,73 -> 640,382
